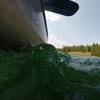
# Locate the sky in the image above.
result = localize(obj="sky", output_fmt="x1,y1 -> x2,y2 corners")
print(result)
45,0 -> 100,48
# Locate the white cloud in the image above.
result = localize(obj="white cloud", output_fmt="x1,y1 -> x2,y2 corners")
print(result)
45,11 -> 66,48
45,11 -> 61,22
48,34 -> 66,48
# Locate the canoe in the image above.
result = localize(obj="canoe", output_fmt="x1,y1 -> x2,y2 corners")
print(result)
0,0 -> 79,50
0,0 -> 48,50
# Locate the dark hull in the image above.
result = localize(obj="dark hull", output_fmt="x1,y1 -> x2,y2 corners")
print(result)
0,0 -> 48,50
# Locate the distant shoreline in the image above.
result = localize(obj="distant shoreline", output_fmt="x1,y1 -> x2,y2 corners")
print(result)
57,43 -> 100,57
68,52 -> 91,57
68,52 -> 100,58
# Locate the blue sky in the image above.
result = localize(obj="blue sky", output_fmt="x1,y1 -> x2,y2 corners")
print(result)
45,0 -> 100,48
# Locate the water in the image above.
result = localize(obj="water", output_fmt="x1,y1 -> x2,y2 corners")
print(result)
69,56 -> 100,72
0,43 -> 100,100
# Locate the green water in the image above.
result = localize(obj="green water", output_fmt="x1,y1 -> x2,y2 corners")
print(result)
0,43 -> 100,100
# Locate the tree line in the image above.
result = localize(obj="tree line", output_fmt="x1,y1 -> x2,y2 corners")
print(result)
58,43 -> 100,57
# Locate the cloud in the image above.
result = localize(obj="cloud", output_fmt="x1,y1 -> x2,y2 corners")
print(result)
48,34 -> 66,48
45,11 -> 61,22
45,11 -> 66,48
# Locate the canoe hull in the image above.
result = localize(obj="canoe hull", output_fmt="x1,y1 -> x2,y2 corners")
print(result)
0,0 -> 48,50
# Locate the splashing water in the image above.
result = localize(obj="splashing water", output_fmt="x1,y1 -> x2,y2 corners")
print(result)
0,43 -> 100,100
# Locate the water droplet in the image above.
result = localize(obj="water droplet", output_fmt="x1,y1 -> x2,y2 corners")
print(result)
40,46 -> 43,50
